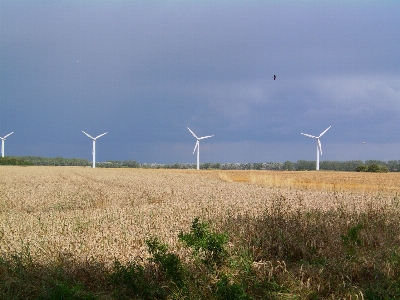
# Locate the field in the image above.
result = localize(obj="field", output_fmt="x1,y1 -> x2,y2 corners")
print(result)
1,166 -> 400,299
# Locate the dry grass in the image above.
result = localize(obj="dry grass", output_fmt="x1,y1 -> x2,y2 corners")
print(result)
217,169 -> 400,193
1,166 -> 400,298
0,167 -> 398,265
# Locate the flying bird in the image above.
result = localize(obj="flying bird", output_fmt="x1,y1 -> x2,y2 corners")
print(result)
273,75 -> 276,80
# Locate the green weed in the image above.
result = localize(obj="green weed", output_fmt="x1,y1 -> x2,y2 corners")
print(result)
341,223 -> 363,257
178,217 -> 229,268
146,237 -> 185,288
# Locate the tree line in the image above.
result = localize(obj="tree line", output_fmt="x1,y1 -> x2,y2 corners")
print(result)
0,156 -> 89,166
1,156 -> 398,172
99,160 -> 399,172
0,157 -> 33,166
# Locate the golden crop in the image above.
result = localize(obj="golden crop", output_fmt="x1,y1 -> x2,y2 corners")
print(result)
1,166 -> 399,266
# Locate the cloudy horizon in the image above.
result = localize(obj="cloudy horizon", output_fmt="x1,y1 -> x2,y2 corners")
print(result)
1,1 -> 399,164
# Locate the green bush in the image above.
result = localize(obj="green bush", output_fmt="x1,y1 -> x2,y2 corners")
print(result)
39,281 -> 96,300
215,275 -> 253,300
356,164 -> 389,173
109,260 -> 155,298
380,166 -> 389,173
355,164 -> 367,172
146,237 -> 184,288
367,164 -> 381,172
178,217 -> 229,268
341,223 -> 363,257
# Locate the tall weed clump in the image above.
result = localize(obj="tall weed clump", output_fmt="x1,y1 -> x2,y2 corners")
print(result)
0,249 -> 104,300
146,237 -> 185,288
109,237 -> 185,299
178,217 -> 229,268
109,217 -> 253,300
222,194 -> 400,298
178,218 -> 255,299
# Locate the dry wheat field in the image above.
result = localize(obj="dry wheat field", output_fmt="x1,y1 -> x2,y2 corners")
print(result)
1,166 -> 399,266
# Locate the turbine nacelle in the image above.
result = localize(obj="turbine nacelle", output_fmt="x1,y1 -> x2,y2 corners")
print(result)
193,135 -> 213,154
82,131 -> 107,140
187,127 -> 198,139
187,127 -> 213,141
301,126 -> 331,155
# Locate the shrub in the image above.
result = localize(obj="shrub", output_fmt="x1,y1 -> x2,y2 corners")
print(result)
215,275 -> 253,300
366,164 -> 381,172
355,164 -> 367,172
356,164 -> 389,173
109,260 -> 154,298
146,237 -> 184,288
341,223 -> 363,257
39,281 -> 96,300
178,217 -> 229,268
380,166 -> 389,173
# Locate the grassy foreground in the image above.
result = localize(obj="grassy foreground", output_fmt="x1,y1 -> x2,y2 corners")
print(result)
2,198 -> 400,299
1,167 -> 400,299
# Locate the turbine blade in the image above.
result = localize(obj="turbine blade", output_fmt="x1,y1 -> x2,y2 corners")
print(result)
193,141 -> 198,154
199,135 -> 214,140
187,127 -> 198,139
301,133 -> 317,138
95,132 -> 108,139
82,131 -> 94,139
319,126 -> 331,137
318,139 -> 322,155
3,132 -> 14,139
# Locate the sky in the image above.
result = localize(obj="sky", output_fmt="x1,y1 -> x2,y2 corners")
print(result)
1,1 -> 399,164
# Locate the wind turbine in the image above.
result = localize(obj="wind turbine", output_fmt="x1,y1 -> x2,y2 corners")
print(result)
0,132 -> 14,158
301,126 -> 331,170
187,127 -> 213,170
82,131 -> 107,168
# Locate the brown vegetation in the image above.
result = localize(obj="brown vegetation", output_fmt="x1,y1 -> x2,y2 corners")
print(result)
1,166 -> 400,298
1,166 -> 398,265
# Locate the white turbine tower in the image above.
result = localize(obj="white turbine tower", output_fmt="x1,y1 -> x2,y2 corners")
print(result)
187,127 -> 213,170
82,131 -> 107,168
301,126 -> 331,170
0,132 -> 14,158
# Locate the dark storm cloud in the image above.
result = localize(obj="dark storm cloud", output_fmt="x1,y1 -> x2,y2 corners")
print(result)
1,1 -> 399,163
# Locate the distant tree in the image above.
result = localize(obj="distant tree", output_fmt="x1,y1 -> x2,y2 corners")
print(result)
283,161 -> 295,171
322,160 -> 366,172
211,163 -> 221,169
355,164 -> 367,172
366,164 -> 381,173
21,156 -> 90,166
122,160 -> 140,168
387,160 -> 400,172
252,163 -> 263,170
0,157 -> 33,166
295,160 -> 315,171
380,166 -> 389,173
365,160 -> 387,166
346,160 -> 365,171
